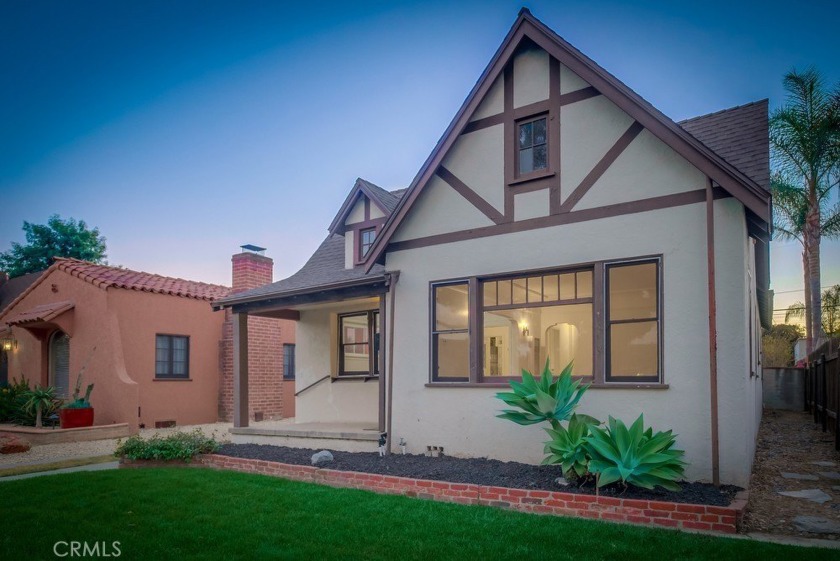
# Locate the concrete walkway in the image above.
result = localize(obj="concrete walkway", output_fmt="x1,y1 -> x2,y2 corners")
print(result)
0,461 -> 119,482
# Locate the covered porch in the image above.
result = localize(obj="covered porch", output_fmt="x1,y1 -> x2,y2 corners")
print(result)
217,273 -> 398,452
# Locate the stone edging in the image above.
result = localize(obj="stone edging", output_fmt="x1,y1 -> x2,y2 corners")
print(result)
191,454 -> 747,534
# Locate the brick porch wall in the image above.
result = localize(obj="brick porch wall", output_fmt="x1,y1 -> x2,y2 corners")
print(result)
218,252 -> 296,422
198,454 -> 747,534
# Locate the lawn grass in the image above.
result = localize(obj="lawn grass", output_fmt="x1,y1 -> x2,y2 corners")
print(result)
0,454 -> 115,478
0,468 -> 833,560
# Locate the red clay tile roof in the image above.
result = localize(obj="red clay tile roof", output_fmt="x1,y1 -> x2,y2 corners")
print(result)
5,300 -> 74,325
53,258 -> 230,301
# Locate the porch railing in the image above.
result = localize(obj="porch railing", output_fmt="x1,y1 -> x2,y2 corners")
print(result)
804,345 -> 840,451
294,375 -> 330,397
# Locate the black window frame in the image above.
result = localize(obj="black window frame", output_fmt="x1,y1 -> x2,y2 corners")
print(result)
283,343 -> 296,380
604,259 -> 662,383
155,334 -> 190,379
338,311 -> 380,377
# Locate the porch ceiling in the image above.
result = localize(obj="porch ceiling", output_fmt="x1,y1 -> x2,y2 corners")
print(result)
231,279 -> 388,318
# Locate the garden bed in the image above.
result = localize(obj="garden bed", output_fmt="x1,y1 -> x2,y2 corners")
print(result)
216,443 -> 739,506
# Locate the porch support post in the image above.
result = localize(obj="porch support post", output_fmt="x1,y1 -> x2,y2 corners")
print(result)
233,312 -> 249,428
385,271 -> 400,455
706,178 -> 720,486
378,296 -> 387,433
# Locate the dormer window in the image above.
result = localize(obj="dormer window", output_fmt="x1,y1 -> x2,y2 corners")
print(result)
359,227 -> 377,259
517,115 -> 547,176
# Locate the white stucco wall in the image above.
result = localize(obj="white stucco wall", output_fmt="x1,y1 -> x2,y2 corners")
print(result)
513,46 -> 549,108
385,200 -> 754,485
471,76 -> 504,121
370,204 -> 385,220
346,199 -> 365,225
560,64 -> 590,94
344,231 -> 354,269
442,125 -> 505,213
294,300 -> 380,424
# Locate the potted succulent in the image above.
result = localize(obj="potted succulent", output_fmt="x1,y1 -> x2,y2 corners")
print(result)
59,372 -> 94,429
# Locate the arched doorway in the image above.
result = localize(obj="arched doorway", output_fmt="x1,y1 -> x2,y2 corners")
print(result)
49,331 -> 70,397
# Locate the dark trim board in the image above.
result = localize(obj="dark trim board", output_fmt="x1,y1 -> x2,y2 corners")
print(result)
436,166 -> 505,224
231,281 -> 388,316
388,187 -> 731,253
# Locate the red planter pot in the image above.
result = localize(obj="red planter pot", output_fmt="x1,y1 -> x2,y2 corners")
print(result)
59,407 -> 94,429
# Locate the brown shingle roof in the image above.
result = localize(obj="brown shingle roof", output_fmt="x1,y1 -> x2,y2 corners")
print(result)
53,258 -> 230,301
679,100 -> 770,192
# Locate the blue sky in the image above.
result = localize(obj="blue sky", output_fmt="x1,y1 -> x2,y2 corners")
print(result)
1,0 -> 838,322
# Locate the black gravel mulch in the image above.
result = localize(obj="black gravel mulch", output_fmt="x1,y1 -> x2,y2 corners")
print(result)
215,443 -> 740,506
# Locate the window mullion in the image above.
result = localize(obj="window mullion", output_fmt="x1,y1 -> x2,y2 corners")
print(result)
469,277 -> 480,383
593,263 -> 605,384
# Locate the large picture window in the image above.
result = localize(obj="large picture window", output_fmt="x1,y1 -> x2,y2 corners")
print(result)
428,257 -> 663,386
338,311 -> 380,376
481,270 -> 593,379
606,260 -> 660,382
155,334 -> 189,379
431,282 -> 470,381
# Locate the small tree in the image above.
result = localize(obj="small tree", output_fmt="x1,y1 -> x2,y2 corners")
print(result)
0,215 -> 107,277
22,386 -> 59,428
762,324 -> 804,367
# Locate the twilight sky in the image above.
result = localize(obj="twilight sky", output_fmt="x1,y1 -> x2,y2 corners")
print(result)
1,0 -> 838,324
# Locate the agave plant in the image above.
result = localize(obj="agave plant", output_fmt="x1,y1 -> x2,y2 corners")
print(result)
22,385 -> 61,428
495,360 -> 589,430
543,413 -> 600,479
584,414 -> 686,491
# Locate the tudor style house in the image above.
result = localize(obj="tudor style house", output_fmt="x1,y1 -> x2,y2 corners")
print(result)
214,9 -> 770,486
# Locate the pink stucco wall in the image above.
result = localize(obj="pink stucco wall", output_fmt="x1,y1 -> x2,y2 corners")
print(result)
2,268 -> 224,432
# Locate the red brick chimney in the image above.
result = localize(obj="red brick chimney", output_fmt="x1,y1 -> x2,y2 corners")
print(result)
231,247 -> 273,293
219,245 -> 295,423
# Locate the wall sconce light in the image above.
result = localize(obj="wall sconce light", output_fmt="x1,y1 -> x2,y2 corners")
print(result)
519,323 -> 530,337
0,337 -> 16,352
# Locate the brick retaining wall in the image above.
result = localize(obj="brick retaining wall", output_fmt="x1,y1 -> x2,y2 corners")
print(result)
197,454 -> 747,534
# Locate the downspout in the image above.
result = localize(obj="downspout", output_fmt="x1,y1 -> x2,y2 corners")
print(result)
384,271 -> 400,455
706,178 -> 720,486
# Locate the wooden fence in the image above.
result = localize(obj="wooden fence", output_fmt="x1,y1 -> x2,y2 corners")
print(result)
804,342 -> 840,451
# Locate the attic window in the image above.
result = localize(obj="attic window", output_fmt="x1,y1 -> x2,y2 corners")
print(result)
517,116 -> 547,176
359,228 -> 376,259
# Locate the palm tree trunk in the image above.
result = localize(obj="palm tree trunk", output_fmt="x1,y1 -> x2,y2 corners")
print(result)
35,403 -> 42,428
803,249 -> 813,357
806,180 -> 825,354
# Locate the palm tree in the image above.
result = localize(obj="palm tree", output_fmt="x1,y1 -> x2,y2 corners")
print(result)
786,284 -> 840,337
773,174 -> 840,352
771,68 -> 840,354
22,386 -> 58,428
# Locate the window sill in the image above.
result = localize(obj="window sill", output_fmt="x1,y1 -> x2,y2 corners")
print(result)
508,170 -> 555,187
334,375 -> 379,382
153,378 -> 192,382
425,382 -> 669,390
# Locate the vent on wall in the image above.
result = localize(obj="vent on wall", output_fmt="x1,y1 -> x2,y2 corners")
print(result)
254,411 -> 264,422
155,420 -> 176,429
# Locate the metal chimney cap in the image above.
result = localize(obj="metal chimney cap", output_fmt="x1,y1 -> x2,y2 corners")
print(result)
240,244 -> 267,255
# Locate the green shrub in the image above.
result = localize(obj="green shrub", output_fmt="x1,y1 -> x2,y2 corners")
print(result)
0,378 -> 30,422
542,413 -> 600,479
115,429 -> 220,462
495,360 -> 588,429
584,415 -> 686,491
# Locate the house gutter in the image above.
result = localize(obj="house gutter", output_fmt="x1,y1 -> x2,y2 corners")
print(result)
211,275 -> 388,311
706,178 -> 720,486
384,270 -> 400,455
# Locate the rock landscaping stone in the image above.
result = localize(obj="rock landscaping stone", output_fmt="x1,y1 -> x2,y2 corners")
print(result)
817,471 -> 840,480
780,472 -> 819,481
311,450 -> 334,467
554,476 -> 570,487
0,434 -> 31,454
810,461 -> 837,467
777,489 -> 832,504
793,515 -> 840,534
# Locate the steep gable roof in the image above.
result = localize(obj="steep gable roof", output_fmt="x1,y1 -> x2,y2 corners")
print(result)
0,258 -> 230,322
364,8 -> 771,270
216,188 -> 408,308
328,178 -> 396,235
679,100 -> 770,192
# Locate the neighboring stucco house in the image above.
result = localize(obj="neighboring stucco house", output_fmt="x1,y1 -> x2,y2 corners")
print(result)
0,249 -> 295,431
213,10 -> 771,486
